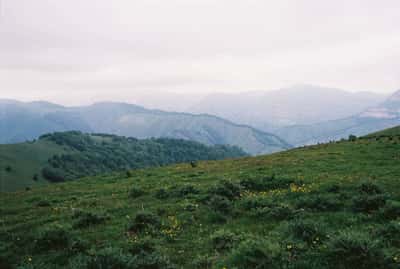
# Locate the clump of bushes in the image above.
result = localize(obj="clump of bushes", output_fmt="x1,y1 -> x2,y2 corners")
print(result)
251,204 -> 294,221
208,195 -> 232,214
72,210 -> 109,228
36,200 -> 51,207
374,222 -> 400,247
225,239 -> 281,269
4,165 -> 12,172
41,166 -> 66,182
352,194 -> 387,213
295,194 -> 342,212
358,181 -> 383,195
129,186 -> 146,199
209,180 -> 241,200
239,196 -> 273,210
325,232 -> 388,269
70,244 -> 174,269
288,219 -> 325,245
128,211 -> 161,234
155,188 -> 169,199
35,226 -> 71,251
377,200 -> 400,220
175,184 -> 200,197
210,229 -> 241,252
240,176 -> 293,192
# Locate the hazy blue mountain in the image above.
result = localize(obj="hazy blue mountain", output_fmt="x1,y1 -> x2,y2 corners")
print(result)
0,100 -> 290,155
275,90 -> 400,146
188,85 -> 386,130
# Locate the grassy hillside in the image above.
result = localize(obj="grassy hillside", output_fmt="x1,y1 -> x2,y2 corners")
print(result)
0,131 -> 246,192
0,127 -> 400,268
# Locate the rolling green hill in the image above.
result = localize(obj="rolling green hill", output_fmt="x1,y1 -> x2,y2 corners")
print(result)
0,127 -> 400,268
0,131 -> 246,192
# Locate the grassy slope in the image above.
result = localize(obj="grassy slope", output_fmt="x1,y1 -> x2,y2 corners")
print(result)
0,140 -> 69,192
0,132 -> 246,192
0,128 -> 400,268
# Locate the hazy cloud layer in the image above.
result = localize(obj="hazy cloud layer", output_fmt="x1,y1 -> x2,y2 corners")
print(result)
0,0 -> 399,105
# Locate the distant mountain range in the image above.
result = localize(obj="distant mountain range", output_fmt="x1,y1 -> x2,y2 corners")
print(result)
0,100 -> 290,155
188,85 -> 387,130
275,90 -> 400,145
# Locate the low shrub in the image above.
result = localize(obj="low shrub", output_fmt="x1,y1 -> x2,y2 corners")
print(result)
225,239 -> 281,269
175,184 -> 200,197
295,194 -> 342,212
191,255 -> 213,269
240,176 -> 293,192
358,181 -> 383,195
129,237 -> 157,256
352,194 -> 387,213
251,204 -> 294,221
325,232 -> 388,269
41,166 -> 66,182
36,200 -> 51,207
128,211 -> 161,234
377,200 -> 400,220
209,180 -> 241,200
155,188 -> 169,199
35,226 -> 71,251
239,196 -> 272,210
72,210 -> 109,228
208,195 -> 232,214
288,219 -> 325,245
129,187 -> 146,199
210,229 -> 241,252
374,222 -> 400,247
81,247 -> 132,269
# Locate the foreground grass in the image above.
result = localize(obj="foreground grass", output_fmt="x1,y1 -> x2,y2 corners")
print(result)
1,132 -> 400,268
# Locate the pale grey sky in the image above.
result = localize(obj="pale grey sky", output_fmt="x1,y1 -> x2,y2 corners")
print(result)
0,0 -> 399,105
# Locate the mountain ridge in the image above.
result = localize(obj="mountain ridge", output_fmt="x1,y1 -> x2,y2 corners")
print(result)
0,100 -> 290,155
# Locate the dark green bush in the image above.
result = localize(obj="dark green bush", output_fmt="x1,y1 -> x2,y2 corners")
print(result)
352,194 -> 387,213
128,211 -> 161,234
129,237 -> 157,256
83,247 -> 132,269
325,232 -> 388,269
36,200 -> 51,207
209,180 -> 242,200
155,188 -> 169,199
72,210 -> 109,228
239,196 -> 273,210
240,176 -> 293,192
208,195 -> 232,214
358,181 -> 383,195
377,200 -> 400,220
288,219 -> 325,245
226,239 -> 281,269
175,184 -> 200,197
41,166 -> 66,182
251,204 -> 294,220
295,194 -> 342,212
374,222 -> 400,247
35,226 -> 71,251
348,134 -> 357,141
129,187 -> 146,199
210,229 -> 241,252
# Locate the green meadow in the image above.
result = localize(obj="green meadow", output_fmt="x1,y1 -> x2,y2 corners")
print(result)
1,127 -> 400,268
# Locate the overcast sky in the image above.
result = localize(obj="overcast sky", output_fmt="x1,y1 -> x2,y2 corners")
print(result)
0,0 -> 399,105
